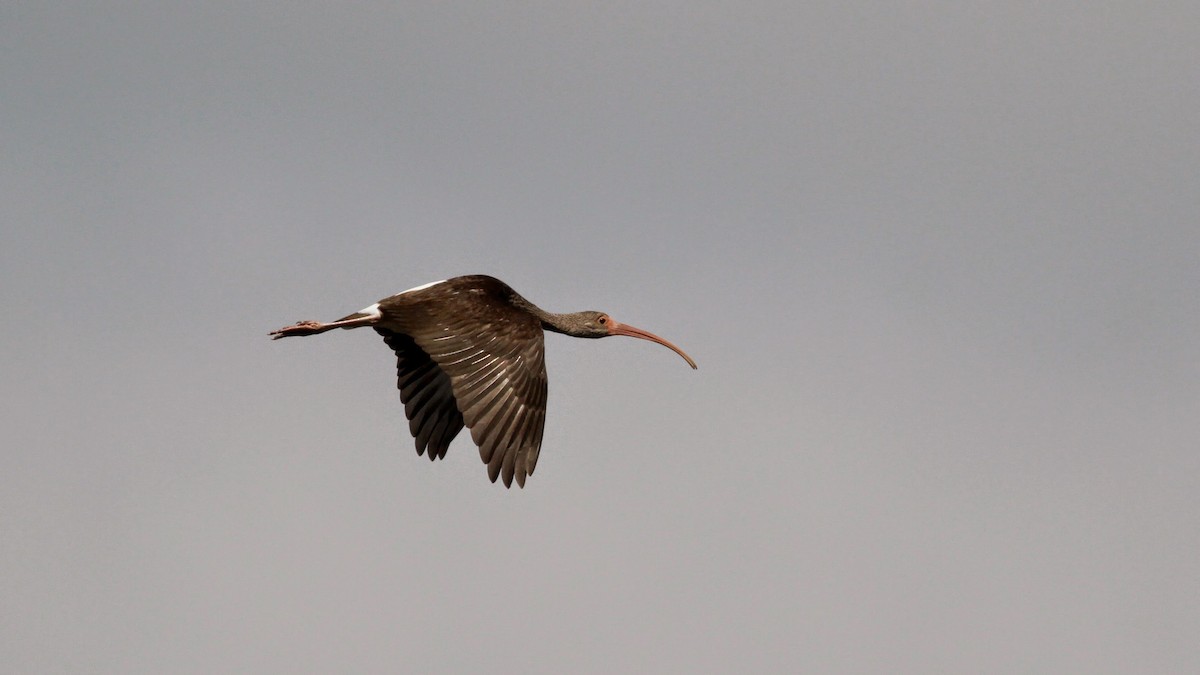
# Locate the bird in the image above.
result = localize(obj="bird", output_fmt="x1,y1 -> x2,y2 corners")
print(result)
270,275 -> 697,487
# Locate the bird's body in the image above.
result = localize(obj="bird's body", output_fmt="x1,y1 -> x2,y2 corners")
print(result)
270,275 -> 696,487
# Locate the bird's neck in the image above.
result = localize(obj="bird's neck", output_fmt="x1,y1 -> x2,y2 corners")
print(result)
539,312 -> 581,336
507,293 -> 572,335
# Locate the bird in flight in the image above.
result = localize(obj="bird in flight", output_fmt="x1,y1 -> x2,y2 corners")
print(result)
270,275 -> 697,487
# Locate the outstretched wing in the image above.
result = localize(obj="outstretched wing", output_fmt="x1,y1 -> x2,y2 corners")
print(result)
376,328 -> 465,461
378,280 -> 549,487
418,314 -> 547,488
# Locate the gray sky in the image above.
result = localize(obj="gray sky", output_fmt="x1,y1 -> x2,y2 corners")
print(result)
3,3 -> 1197,672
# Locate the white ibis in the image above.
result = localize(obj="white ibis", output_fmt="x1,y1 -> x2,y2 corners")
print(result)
270,275 -> 697,487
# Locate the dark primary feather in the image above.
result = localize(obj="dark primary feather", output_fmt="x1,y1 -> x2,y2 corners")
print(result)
377,329 -> 464,461
375,276 -> 549,487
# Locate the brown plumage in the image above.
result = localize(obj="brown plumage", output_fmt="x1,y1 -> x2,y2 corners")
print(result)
270,275 -> 697,487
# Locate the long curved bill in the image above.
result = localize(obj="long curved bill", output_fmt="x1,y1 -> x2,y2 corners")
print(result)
607,320 -> 698,369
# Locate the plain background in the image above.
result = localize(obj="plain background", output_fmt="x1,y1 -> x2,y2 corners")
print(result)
3,3 -> 1197,672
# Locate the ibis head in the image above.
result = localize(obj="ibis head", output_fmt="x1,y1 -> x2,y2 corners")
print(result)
546,311 -> 698,369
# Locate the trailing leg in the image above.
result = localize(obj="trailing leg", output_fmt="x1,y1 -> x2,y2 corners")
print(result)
270,313 -> 378,339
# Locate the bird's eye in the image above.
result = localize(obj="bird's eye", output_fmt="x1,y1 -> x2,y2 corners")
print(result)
598,316 -> 607,324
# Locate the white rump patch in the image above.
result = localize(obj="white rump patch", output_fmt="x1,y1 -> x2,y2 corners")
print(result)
397,279 -> 446,296
356,302 -> 383,319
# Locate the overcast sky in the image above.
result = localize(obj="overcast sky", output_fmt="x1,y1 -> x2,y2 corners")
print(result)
3,3 -> 1197,672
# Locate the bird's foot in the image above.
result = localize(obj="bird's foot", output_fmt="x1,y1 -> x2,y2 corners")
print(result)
269,320 -> 325,339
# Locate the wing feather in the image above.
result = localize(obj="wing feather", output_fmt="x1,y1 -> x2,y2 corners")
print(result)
377,329 -> 465,461
375,277 -> 550,487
